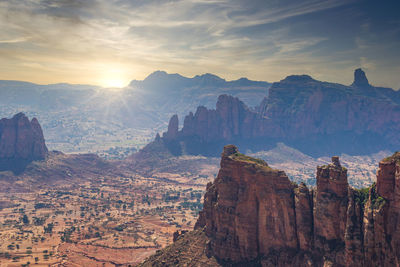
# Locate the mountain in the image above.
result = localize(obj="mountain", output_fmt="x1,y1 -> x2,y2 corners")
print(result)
157,69 -> 400,157
0,113 -> 48,173
0,72 -> 269,154
128,71 -> 270,124
140,146 -> 400,266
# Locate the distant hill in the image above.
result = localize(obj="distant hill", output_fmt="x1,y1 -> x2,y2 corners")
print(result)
0,72 -> 270,153
129,71 -> 270,111
155,69 -> 400,157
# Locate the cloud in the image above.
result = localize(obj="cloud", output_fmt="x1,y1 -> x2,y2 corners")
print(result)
0,0 -> 399,88
0,37 -> 29,44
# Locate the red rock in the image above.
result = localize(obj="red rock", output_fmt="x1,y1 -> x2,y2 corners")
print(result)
141,149 -> 400,266
294,182 -> 313,251
197,149 -> 400,266
160,69 -> 400,156
365,152 -> 400,266
163,114 -> 179,139
200,145 -> 298,262
0,113 -> 48,172
314,156 -> 349,250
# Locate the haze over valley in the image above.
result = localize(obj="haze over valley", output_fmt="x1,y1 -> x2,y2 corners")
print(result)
1,0 -> 400,266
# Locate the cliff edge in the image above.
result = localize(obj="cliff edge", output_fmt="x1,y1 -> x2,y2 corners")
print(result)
140,146 -> 400,266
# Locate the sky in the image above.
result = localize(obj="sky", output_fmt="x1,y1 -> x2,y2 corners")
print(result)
0,0 -> 399,88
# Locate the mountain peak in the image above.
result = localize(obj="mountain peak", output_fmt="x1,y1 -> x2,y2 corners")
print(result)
281,74 -> 314,83
144,70 -> 169,81
193,73 -> 225,83
352,68 -> 370,87
12,112 -> 28,120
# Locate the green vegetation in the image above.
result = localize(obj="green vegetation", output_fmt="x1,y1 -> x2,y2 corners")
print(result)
231,152 -> 268,166
370,183 -> 386,209
354,182 -> 386,209
114,225 -> 125,232
180,201 -> 203,211
163,190 -> 180,202
34,203 -> 51,209
355,182 -> 386,209
60,227 -> 75,243
22,214 -> 29,225
354,186 -> 370,206
33,216 -> 46,226
382,151 -> 400,163
44,223 -> 54,234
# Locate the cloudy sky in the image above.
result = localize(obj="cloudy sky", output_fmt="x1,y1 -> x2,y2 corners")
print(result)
0,0 -> 399,88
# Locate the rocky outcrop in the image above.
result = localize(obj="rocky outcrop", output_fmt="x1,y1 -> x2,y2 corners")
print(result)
197,145 -> 298,262
157,69 -> 400,157
0,113 -> 48,173
364,152 -> 400,266
352,68 -> 370,87
142,147 -> 400,266
313,156 -> 349,259
294,182 -> 313,251
163,114 -> 179,139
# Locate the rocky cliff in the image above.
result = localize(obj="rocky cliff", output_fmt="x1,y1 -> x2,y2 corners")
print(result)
140,146 -> 400,267
0,113 -> 48,173
157,69 -> 400,157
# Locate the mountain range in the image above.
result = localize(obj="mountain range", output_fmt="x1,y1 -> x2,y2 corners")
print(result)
156,69 -> 400,157
0,72 -> 270,153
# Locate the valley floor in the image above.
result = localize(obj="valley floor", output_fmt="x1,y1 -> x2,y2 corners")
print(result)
0,171 -> 211,266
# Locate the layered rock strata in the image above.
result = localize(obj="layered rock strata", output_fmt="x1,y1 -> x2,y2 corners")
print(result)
157,69 -> 400,156
141,147 -> 400,266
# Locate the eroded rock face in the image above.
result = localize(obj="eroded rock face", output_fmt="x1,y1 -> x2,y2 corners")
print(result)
314,156 -> 349,256
0,113 -> 48,173
157,69 -> 400,157
197,145 -> 298,262
294,183 -> 313,251
194,147 -> 400,266
365,152 -> 400,266
163,114 -> 179,139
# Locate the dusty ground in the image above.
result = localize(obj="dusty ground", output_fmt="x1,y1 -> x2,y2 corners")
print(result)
0,143 -> 388,266
0,169 -> 212,266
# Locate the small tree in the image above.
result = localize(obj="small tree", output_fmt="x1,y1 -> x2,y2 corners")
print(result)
22,214 -> 29,225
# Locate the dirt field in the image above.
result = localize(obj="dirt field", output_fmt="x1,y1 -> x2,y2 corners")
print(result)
0,172 -> 212,266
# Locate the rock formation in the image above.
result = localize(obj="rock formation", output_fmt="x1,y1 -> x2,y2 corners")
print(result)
157,69 -> 400,157
0,113 -> 48,173
352,68 -> 370,87
140,147 -> 400,266
163,114 -> 179,140
197,145 -> 298,263
313,156 -> 349,257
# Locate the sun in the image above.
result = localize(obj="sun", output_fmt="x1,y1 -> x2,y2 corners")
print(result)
97,65 -> 131,88
102,78 -> 126,88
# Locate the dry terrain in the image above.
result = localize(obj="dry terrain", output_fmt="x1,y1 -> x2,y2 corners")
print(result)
0,143 -> 390,266
0,155 -> 214,267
